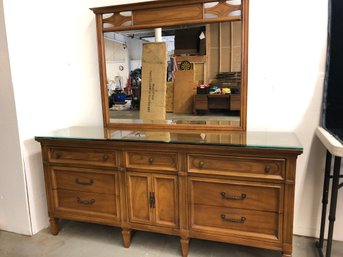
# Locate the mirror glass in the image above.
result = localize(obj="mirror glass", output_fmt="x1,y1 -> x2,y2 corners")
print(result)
104,21 -> 242,127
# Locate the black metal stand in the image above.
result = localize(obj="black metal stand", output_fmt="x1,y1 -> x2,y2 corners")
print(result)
315,150 -> 343,257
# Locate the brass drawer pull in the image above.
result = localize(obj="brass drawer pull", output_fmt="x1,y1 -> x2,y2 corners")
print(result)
264,165 -> 272,173
148,157 -> 154,165
75,178 -> 94,186
220,192 -> 246,200
103,154 -> 109,161
199,161 -> 205,169
76,197 -> 95,205
221,214 -> 246,223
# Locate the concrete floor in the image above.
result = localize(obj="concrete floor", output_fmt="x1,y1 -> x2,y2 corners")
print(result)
1,221 -> 343,257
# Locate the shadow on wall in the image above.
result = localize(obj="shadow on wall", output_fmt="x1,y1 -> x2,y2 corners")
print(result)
294,134 -> 326,236
23,138 -> 49,234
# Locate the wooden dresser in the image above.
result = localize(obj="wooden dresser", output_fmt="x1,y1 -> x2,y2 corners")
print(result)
36,127 -> 302,257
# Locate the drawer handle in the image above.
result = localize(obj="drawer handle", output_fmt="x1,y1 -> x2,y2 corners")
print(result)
76,197 -> 95,205
149,192 -> 155,208
265,165 -> 272,173
198,161 -> 205,169
54,152 -> 62,159
103,154 -> 109,161
75,178 -> 94,186
221,214 -> 246,223
220,192 -> 246,200
148,157 -> 154,165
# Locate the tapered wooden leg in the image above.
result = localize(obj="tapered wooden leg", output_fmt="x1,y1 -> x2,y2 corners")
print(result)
180,238 -> 189,257
282,240 -> 293,257
122,229 -> 132,248
49,218 -> 59,235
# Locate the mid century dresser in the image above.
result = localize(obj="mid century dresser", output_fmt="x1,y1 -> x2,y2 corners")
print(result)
36,127 -> 302,257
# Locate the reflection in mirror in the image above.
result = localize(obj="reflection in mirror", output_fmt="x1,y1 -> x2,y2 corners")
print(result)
109,129 -> 246,145
104,21 -> 241,127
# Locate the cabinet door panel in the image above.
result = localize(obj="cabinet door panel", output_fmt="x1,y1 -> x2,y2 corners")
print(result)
127,173 -> 152,225
153,174 -> 178,228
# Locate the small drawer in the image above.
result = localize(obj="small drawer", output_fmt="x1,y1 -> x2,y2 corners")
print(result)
126,151 -> 178,171
194,95 -> 208,110
55,190 -> 118,216
189,178 -> 282,212
190,204 -> 279,239
188,154 -> 284,179
48,148 -> 116,167
195,100 -> 208,110
52,169 -> 117,194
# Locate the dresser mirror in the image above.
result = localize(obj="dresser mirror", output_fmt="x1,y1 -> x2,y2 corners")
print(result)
91,0 -> 249,131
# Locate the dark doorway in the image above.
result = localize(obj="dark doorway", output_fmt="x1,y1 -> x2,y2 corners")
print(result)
322,0 -> 343,142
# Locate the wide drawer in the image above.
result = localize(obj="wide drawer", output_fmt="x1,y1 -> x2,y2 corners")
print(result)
51,168 -> 118,194
190,204 -> 279,239
125,151 -> 178,171
188,154 -> 285,179
48,148 -> 116,167
54,190 -> 118,215
189,178 -> 282,212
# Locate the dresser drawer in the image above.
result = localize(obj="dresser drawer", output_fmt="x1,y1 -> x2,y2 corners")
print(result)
188,154 -> 284,179
48,148 -> 116,167
126,151 -> 177,171
190,204 -> 279,239
189,178 -> 282,212
51,168 -> 118,195
55,190 -> 118,215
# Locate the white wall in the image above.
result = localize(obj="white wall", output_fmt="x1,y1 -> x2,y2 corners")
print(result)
1,0 -> 342,242
248,0 -> 343,241
105,38 -> 130,84
2,0 -> 105,234
0,0 -> 31,235
0,0 -> 152,235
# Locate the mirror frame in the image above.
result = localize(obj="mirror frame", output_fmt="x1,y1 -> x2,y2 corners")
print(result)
91,0 -> 249,131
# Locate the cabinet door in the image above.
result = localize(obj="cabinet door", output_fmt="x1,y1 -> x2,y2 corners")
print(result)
127,172 -> 152,225
152,174 -> 178,228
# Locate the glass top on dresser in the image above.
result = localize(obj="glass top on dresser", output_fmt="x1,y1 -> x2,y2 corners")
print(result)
35,126 -> 303,151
